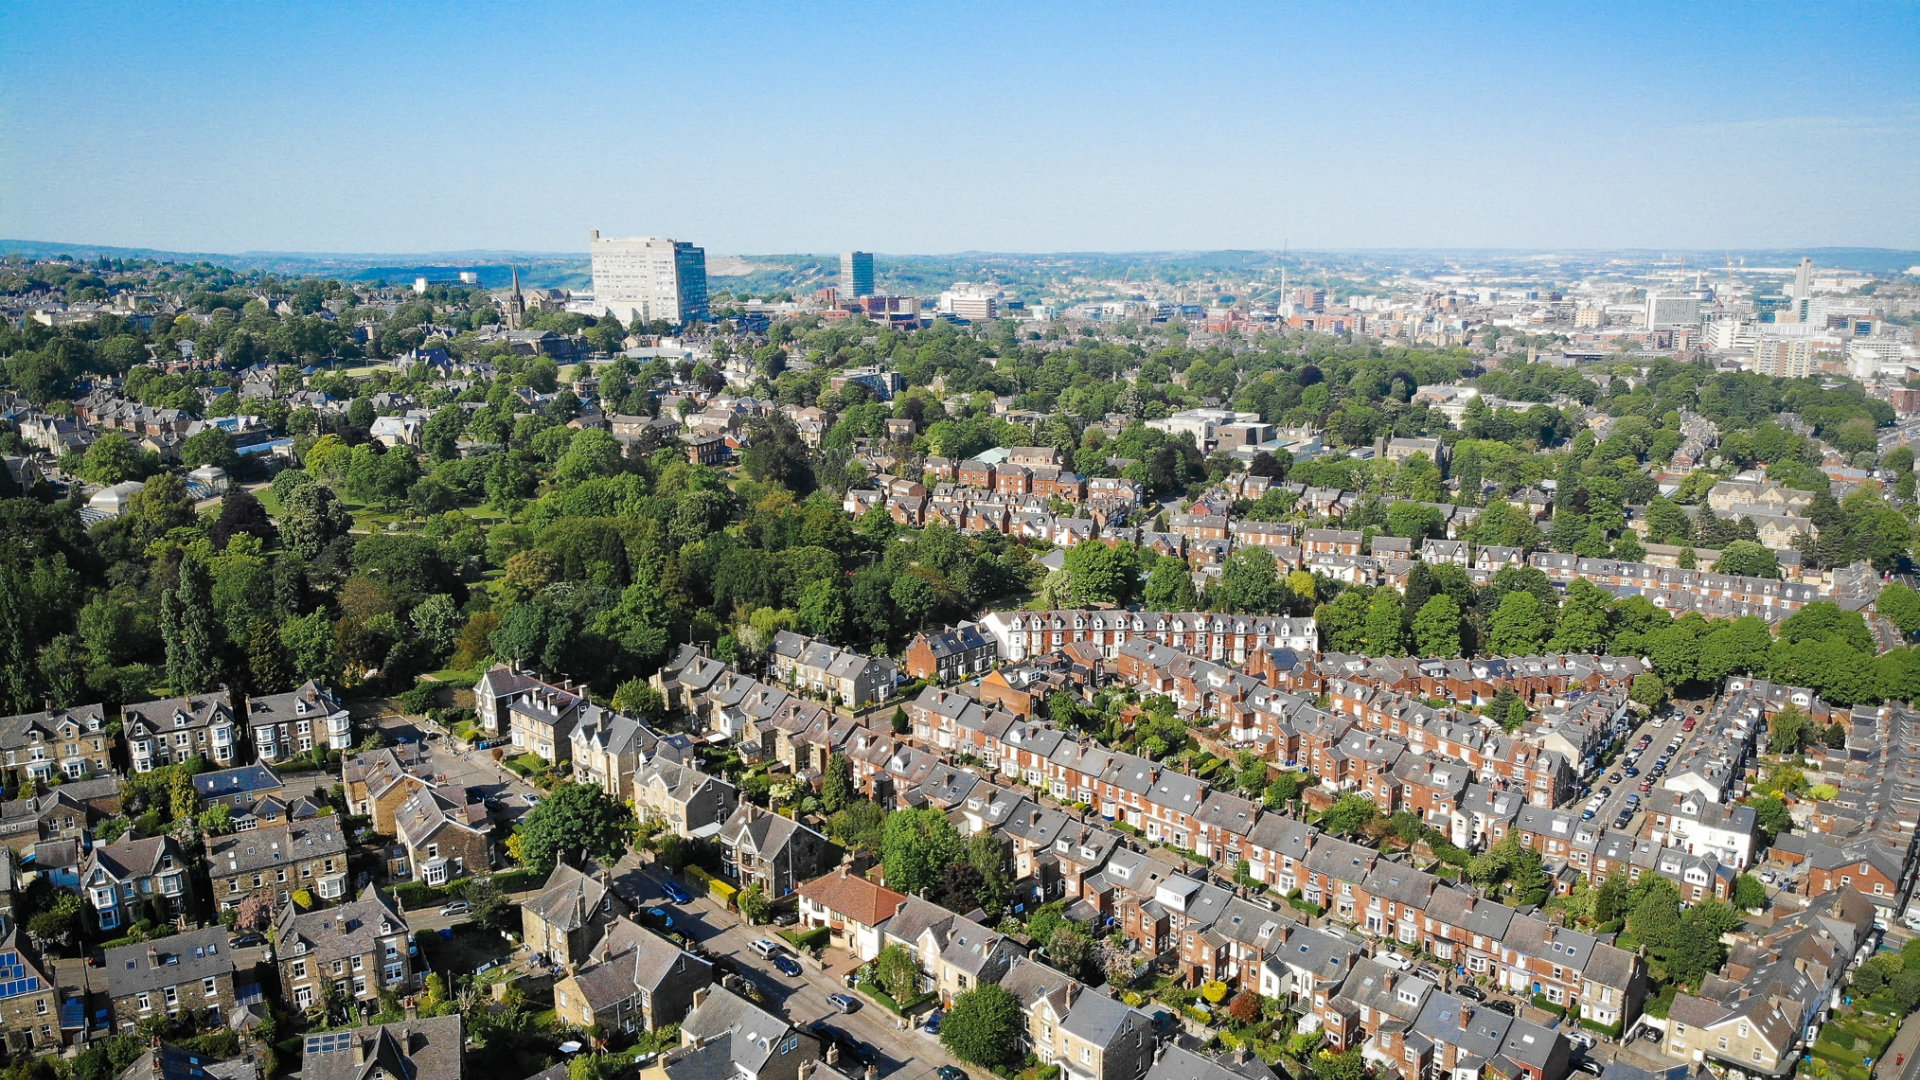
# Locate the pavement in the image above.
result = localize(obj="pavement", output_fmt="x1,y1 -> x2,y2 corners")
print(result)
1880,1009 -> 1920,1080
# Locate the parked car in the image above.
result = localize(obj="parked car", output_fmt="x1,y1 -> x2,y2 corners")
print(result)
647,907 -> 675,928
773,955 -> 802,977
1681,718 -> 1696,731
749,939 -> 781,958
1374,951 -> 1411,971
1575,1060 -> 1605,1076
937,1068 -> 968,1080
827,993 -> 859,1013
524,794 -> 541,807
1567,1031 -> 1595,1050
1607,772 -> 1623,784
661,881 -> 693,904
924,1010 -> 944,1035
772,910 -> 800,927
439,900 -> 471,917
1455,985 -> 1485,1001
1581,808 -> 1596,820
1614,810 -> 1633,828
232,933 -> 267,948
1483,999 -> 1515,1015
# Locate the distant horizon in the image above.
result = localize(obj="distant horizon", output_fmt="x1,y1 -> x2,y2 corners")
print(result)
3,3 -> 1916,253
8,237 -> 1920,264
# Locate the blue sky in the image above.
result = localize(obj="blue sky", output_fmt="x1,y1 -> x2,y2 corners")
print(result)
3,1 -> 1918,255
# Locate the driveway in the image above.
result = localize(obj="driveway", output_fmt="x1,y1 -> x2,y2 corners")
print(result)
611,856 -> 969,1080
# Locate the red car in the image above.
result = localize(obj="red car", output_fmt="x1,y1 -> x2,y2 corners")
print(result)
1681,718 -> 1696,731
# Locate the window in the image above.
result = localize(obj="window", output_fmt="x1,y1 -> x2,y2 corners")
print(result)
163,986 -> 178,1007
202,978 -> 216,995
137,993 -> 150,1011
295,987 -> 312,1008
292,961 -> 306,979
34,1000 -> 46,1016
1081,1048 -> 1092,1064
384,962 -> 403,983
352,957 -> 363,971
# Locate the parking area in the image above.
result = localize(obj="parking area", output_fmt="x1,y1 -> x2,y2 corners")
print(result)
1571,700 -> 1710,831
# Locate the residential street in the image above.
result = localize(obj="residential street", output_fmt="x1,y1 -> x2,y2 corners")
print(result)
372,706 -> 970,1080
608,855 -> 971,1080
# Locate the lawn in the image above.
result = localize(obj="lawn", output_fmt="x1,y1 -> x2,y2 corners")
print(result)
1805,1008 -> 1898,1080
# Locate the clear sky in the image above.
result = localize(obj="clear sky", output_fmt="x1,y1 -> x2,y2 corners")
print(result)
3,1 -> 1918,256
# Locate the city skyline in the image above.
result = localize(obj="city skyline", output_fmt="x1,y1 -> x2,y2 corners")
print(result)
3,2 -> 1917,255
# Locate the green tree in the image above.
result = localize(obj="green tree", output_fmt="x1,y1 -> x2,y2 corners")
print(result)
1732,874 -> 1767,909
1629,673 -> 1668,709
1550,579 -> 1611,653
1312,1049 -> 1368,1080
1714,540 -> 1781,579
1487,590 -> 1548,656
881,807 -> 964,895
1321,793 -> 1379,837
1767,704 -> 1813,755
162,555 -> 221,694
875,943 -> 923,1003
821,753 -> 855,814
1208,547 -> 1288,614
1878,582 -> 1920,636
1062,540 -> 1137,607
736,882 -> 769,924
1363,589 -> 1406,657
939,984 -> 1024,1069
1412,594 -> 1463,657
0,566 -> 37,715
1143,558 -> 1199,610
79,431 -> 142,484
280,482 -> 355,561
182,427 -> 240,476
509,781 -> 633,875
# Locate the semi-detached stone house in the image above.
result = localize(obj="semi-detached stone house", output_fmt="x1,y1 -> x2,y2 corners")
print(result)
300,1015 -> 465,1080
391,785 -> 491,886
633,757 -> 737,840
82,834 -> 193,932
275,887 -> 415,1010
877,896 -> 1024,1006
244,680 -> 351,762
569,705 -> 659,803
716,804 -> 837,899
472,667 -> 585,756
123,691 -> 239,770
0,702 -> 113,784
795,869 -> 907,962
207,816 -> 348,912
104,926 -> 235,1032
522,859 -> 629,967
1036,987 -> 1158,1080
341,745 -> 436,834
0,930 -> 58,1053
552,915 -> 712,1035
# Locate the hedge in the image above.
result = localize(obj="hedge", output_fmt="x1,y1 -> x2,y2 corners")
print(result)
780,926 -> 830,952
686,865 -> 736,902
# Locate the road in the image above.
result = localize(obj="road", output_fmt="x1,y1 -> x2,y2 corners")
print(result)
608,856 -> 968,1080
371,708 -> 963,1079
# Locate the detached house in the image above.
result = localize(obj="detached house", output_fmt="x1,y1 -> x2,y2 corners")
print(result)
796,869 -> 908,961
552,915 -> 712,1035
522,858 -> 629,966
390,786 -> 491,886
274,887 -> 415,1011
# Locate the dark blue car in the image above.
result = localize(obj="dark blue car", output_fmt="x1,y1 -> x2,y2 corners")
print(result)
661,880 -> 693,904
773,954 -> 801,977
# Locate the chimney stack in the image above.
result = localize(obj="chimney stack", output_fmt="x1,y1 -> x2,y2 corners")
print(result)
352,1038 -> 368,1065
825,1043 -> 840,1066
147,946 -> 161,969
692,987 -> 709,1010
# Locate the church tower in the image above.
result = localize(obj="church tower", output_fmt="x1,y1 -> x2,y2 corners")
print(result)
504,267 -> 526,330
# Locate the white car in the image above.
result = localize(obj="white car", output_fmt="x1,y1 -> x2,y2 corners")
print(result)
1374,951 -> 1412,971
749,939 -> 781,959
